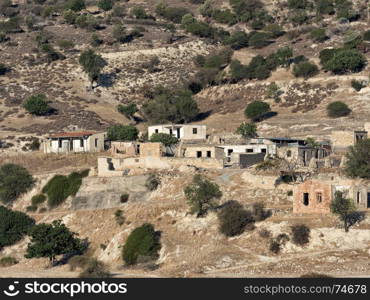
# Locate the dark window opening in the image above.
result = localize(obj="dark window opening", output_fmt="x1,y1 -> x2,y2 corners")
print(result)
58,139 -> 62,148
155,129 -> 159,133
303,193 -> 309,206
287,150 -> 292,157
80,139 -> 84,147
246,148 -> 253,153
316,192 -> 322,203
193,128 -> 198,134
367,193 -> 370,208
137,144 -> 140,154
169,129 -> 173,136
95,138 -> 98,148
261,148 -> 266,153
70,140 -> 73,151
206,151 -> 211,158
197,151 -> 202,158
357,192 -> 361,204
228,149 -> 233,156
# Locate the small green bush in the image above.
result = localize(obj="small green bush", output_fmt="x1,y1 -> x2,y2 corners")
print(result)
31,194 -> 46,206
122,223 -> 161,265
326,101 -> 351,118
23,94 -> 51,116
145,174 -> 161,191
26,205 -> 38,212
42,170 -> 88,208
0,164 -> 35,204
0,206 -> 35,249
79,258 -> 111,278
291,224 -> 310,246
114,209 -> 125,226
248,31 -> 271,48
120,193 -> 129,203
0,256 -> 18,267
244,101 -> 271,122
107,125 -> 138,141
310,28 -> 327,42
293,61 -> 319,79
351,79 -> 366,91
149,133 -> 178,146
218,201 -> 254,237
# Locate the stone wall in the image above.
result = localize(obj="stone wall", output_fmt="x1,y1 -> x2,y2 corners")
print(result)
293,180 -> 332,214
98,156 -> 224,176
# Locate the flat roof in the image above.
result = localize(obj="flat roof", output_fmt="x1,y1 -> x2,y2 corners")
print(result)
49,131 -> 99,138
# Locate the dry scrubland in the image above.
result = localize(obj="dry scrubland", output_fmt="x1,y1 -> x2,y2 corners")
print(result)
0,0 -> 370,277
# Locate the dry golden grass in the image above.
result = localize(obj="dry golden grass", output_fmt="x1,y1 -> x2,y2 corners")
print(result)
0,152 -> 100,174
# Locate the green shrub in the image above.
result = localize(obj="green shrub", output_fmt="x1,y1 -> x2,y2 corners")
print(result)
25,220 -> 85,262
107,125 -> 138,141
23,94 -> 51,116
0,256 -> 18,267
156,3 -> 189,23
63,9 -> 78,24
31,194 -> 46,206
120,194 -> 129,203
310,28 -> 327,42
42,170 -> 88,208
0,164 -> 35,204
322,48 -> 366,74
251,202 -> 271,221
363,30 -> 370,41
131,6 -> 149,19
65,0 -> 85,12
26,205 -> 38,212
117,103 -> 138,120
263,24 -> 284,38
236,122 -> 257,138
150,133 -> 178,146
114,209 -> 125,226
345,139 -> 370,179
291,224 -> 310,246
79,258 -> 111,278
218,201 -> 254,237
316,0 -> 335,15
97,0 -> 113,12
223,31 -> 248,50
326,101 -> 351,118
0,206 -> 35,249
145,174 -> 160,191
292,61 -> 319,79
351,79 -> 366,91
212,9 -> 237,25
122,223 -> 161,265
244,101 -> 271,122
248,31 -> 271,48
184,174 -> 222,217
142,89 -> 199,124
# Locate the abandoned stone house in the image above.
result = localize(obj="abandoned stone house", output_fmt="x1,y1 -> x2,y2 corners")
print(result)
177,144 -> 225,159
110,141 -> 164,158
277,145 -> 329,167
43,131 -> 106,154
293,178 -> 370,214
148,124 -> 207,141
331,123 -> 370,153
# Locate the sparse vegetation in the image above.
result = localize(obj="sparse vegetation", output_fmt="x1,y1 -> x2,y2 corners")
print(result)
0,164 -> 35,204
42,170 -> 89,208
23,94 -> 51,116
145,174 -> 161,191
345,139 -> 370,179
218,200 -> 254,237
236,122 -> 257,138
79,258 -> 111,278
291,224 -> 310,246
331,191 -> 356,232
326,101 -> 351,118
150,133 -> 178,146
107,125 -> 139,141
0,206 -> 35,249
244,101 -> 271,122
293,61 -> 319,79
25,220 -> 85,262
122,223 -> 161,265
0,256 -> 18,267
184,174 -> 222,217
